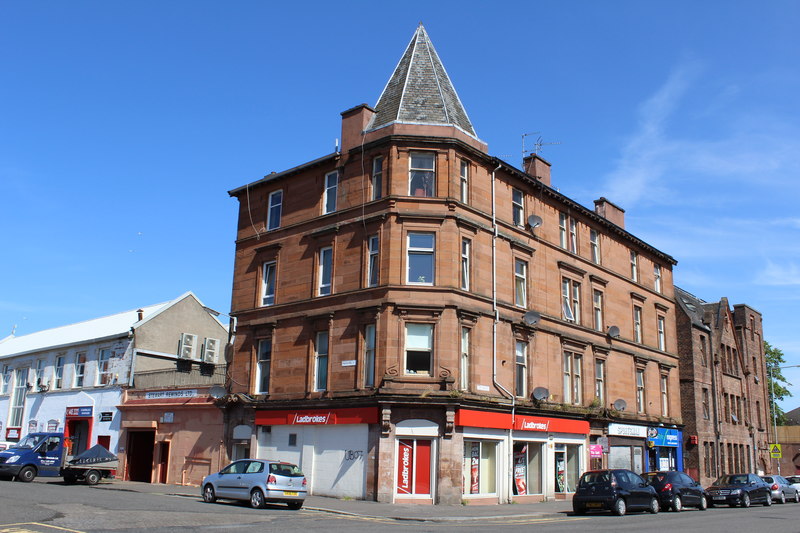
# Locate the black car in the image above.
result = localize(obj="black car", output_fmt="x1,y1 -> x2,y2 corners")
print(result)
573,469 -> 660,516
643,471 -> 708,511
705,473 -> 772,508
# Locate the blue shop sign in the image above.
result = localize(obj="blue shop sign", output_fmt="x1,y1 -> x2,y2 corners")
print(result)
647,427 -> 679,447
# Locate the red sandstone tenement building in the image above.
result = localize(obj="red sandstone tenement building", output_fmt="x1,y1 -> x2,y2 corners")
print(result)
675,288 -> 771,487
225,25 -> 681,504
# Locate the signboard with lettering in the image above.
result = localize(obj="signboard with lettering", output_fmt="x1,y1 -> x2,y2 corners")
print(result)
145,389 -> 198,400
6,427 -> 20,440
255,407 -> 378,426
590,444 -> 604,458
770,444 -> 782,458
28,420 -> 38,433
608,423 -> 648,438
66,406 -> 93,418
397,440 -> 413,494
646,427 -> 680,447
99,412 -> 113,422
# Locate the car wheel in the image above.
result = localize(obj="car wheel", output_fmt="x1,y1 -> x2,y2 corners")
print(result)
287,501 -> 303,510
17,466 -> 36,483
84,470 -> 100,486
649,497 -> 660,514
779,492 -> 786,504
672,495 -> 683,512
613,497 -> 627,516
764,493 -> 772,506
794,492 -> 800,504
699,495 -> 708,510
572,503 -> 586,515
741,493 -> 750,508
202,484 -> 216,503
250,488 -> 266,509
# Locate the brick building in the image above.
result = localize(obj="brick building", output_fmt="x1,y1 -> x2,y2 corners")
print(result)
225,25 -> 680,504
675,287 -> 771,486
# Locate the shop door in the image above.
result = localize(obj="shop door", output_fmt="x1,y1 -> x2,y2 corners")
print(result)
126,431 -> 156,482
396,439 -> 432,496
158,441 -> 170,483
67,420 -> 90,454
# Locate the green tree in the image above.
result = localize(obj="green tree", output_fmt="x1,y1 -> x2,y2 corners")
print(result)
765,341 -> 793,426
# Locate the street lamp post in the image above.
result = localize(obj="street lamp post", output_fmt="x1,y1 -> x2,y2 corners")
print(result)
768,363 -> 800,475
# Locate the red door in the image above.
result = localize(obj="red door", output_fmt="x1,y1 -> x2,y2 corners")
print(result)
396,439 -> 432,496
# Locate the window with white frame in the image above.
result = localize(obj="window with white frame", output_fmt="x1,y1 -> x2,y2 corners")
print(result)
463,440 -> 498,495
460,160 -> 469,203
633,305 -> 643,343
559,213 -> 577,252
405,323 -> 433,375
371,157 -> 383,201
636,368 -> 645,413
461,238 -> 471,291
323,171 -> 338,214
256,338 -> 271,394
660,374 -> 669,416
515,340 -> 527,398
592,290 -> 604,332
267,190 -> 283,230
32,359 -> 45,389
657,315 -> 666,350
314,331 -> 329,391
97,349 -> 112,385
1,364 -> 10,394
261,261 -> 277,306
563,351 -> 582,405
318,246 -> 333,296
595,359 -> 606,407
367,235 -> 380,287
9,367 -> 29,427
590,229 -> 601,264
73,353 -> 86,388
406,232 -> 435,285
561,278 -> 581,323
514,259 -> 528,308
630,250 -> 638,282
54,356 -> 64,389
512,188 -> 524,227
364,324 -> 376,388
654,264 -> 662,293
409,152 -> 435,197
460,327 -> 470,391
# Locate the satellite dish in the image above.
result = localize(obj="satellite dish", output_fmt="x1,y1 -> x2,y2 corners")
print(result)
522,310 -> 541,326
613,398 -> 627,411
607,325 -> 620,338
532,387 -> 549,401
527,215 -> 543,229
208,385 -> 227,399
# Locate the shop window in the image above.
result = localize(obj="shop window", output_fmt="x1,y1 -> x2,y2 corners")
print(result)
463,440 -> 497,495
397,439 -> 432,496
512,442 -> 543,495
555,443 -> 581,493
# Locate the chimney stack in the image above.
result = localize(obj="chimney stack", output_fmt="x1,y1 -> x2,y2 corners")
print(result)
137,308 -> 144,321
340,104 -> 376,154
593,197 -> 625,228
523,154 -> 551,187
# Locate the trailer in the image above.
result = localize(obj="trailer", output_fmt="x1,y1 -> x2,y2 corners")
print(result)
61,444 -> 119,485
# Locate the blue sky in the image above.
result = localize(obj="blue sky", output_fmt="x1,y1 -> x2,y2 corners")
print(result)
2,2 -> 799,408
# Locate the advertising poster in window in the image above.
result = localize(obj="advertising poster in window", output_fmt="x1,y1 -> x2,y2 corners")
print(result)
513,445 -> 527,495
397,440 -> 413,494
470,442 -> 480,494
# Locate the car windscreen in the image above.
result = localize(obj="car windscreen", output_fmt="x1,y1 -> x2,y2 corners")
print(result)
11,434 -> 45,450
269,463 -> 304,477
715,475 -> 748,485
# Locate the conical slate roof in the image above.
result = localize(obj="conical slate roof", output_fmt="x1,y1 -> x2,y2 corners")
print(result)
369,24 -> 477,138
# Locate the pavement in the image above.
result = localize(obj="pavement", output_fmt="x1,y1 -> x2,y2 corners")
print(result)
87,479 -> 575,522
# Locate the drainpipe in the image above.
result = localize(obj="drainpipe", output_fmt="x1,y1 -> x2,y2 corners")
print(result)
491,163 -> 516,503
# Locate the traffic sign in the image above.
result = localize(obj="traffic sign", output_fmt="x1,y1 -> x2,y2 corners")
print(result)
770,443 -> 782,458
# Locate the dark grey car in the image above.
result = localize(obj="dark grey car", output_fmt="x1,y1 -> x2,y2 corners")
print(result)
573,469 -> 660,516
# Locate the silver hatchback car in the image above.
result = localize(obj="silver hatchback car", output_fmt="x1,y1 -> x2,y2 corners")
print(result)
201,459 -> 307,509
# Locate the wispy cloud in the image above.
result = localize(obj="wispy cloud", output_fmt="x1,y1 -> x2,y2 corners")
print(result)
755,261 -> 800,286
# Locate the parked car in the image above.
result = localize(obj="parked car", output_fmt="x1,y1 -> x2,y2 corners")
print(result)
572,469 -> 660,516
786,475 -> 800,491
761,475 -> 800,504
201,459 -> 307,510
643,470 -> 708,511
706,473 -> 772,508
